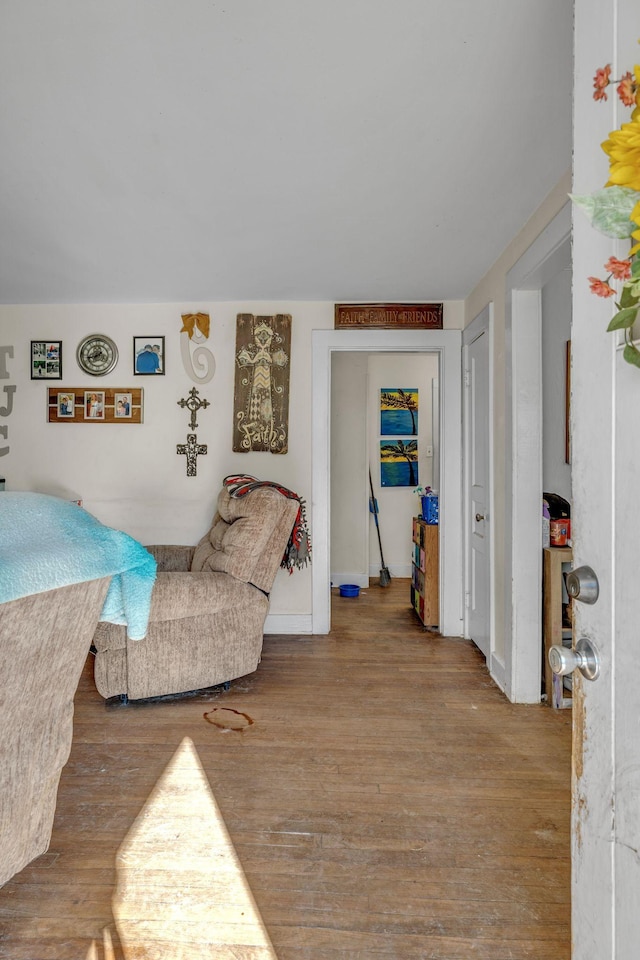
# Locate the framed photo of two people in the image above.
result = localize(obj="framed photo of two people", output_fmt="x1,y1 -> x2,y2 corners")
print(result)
133,336 -> 165,375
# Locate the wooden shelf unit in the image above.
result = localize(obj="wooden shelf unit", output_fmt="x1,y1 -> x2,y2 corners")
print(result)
411,517 -> 439,628
542,545 -> 573,709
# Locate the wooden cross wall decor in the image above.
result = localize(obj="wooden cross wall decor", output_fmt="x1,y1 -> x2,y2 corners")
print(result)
232,313 -> 291,454
176,434 -> 207,477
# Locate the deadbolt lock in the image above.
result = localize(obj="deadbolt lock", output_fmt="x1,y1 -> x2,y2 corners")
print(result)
565,565 -> 599,605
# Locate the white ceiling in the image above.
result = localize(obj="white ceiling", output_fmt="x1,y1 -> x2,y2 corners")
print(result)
0,1 -> 573,305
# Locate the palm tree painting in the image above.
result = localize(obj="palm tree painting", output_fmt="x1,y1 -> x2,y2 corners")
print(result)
380,439 -> 418,487
380,388 -> 418,436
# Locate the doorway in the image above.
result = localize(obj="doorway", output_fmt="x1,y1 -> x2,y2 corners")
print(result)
330,351 -> 440,589
311,328 -> 463,636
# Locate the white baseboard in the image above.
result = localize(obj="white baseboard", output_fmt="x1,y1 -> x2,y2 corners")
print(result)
330,573 -> 369,588
264,613 -> 313,635
369,562 -> 412,579
490,653 -> 506,693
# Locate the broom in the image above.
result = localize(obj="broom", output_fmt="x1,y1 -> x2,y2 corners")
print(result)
369,469 -> 391,586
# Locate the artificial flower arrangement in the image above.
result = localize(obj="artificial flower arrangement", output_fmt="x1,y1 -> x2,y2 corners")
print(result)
571,59 -> 640,365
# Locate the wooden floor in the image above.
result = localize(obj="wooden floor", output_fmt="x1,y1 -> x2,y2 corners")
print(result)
0,579 -> 572,959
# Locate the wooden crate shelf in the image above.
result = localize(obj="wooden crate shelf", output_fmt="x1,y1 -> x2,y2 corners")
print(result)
411,517 -> 439,629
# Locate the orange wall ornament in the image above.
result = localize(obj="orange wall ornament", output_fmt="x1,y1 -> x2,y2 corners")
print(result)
180,313 -> 215,383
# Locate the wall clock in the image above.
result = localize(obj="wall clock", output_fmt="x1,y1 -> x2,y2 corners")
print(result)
76,334 -> 119,376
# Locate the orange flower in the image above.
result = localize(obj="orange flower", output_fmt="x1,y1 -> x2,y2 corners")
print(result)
617,71 -> 637,107
588,277 -> 616,297
593,64 -> 612,100
604,256 -> 632,280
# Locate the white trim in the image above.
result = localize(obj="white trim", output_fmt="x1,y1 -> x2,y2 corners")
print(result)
505,202 -> 571,702
489,653 -> 506,692
332,573 -> 370,588
312,328 -> 463,637
462,303 -> 496,682
368,563 -> 412,580
264,614 -> 313,635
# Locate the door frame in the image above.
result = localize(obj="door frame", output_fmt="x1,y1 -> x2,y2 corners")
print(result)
462,304 -> 495,672
311,328 -> 463,636
505,202 -> 572,702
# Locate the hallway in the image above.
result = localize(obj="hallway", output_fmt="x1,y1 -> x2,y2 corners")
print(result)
0,579 -> 571,959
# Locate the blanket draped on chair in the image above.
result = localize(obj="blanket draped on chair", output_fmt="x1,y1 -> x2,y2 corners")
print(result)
223,474 -> 311,573
0,492 -> 156,640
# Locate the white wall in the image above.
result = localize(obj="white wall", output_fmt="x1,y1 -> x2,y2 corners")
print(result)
367,353 -> 439,578
1,301 -> 461,625
0,301 -> 335,622
464,171 -> 571,662
541,267 -> 572,502
329,351 -> 440,584
330,352 -> 368,586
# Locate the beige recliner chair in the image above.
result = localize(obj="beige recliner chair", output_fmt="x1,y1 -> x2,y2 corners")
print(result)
0,577 -> 112,887
93,484 -> 299,701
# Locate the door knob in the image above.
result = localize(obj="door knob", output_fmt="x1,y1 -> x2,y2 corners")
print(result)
565,565 -> 599,604
548,637 -> 600,681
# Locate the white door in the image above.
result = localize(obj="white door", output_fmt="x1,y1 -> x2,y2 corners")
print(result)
570,2 -> 640,955
463,307 -> 491,659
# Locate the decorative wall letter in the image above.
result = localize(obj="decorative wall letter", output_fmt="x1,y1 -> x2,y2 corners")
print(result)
232,314 -> 291,454
0,347 -> 14,457
180,313 -> 215,384
0,385 -> 16,417
0,346 -> 14,380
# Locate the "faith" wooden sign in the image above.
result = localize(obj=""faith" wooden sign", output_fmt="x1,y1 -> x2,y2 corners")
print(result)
334,302 -> 443,330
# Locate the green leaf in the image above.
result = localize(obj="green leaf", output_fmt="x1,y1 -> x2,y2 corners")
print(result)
632,255 -> 640,279
570,187 -> 640,238
606,306 -> 639,331
618,283 -> 640,309
623,342 -> 640,367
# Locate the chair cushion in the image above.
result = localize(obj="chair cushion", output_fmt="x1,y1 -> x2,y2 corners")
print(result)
190,486 -> 297,592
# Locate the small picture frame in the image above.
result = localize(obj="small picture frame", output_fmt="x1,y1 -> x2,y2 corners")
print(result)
84,391 -> 105,420
57,392 -> 75,418
114,391 -> 132,418
31,341 -> 62,380
133,336 -> 165,375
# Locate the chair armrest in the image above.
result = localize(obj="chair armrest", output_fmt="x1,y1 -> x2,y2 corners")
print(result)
148,571 -> 267,623
145,545 -> 196,572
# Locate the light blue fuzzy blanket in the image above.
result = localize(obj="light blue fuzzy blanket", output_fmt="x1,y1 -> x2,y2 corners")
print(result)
0,493 -> 156,640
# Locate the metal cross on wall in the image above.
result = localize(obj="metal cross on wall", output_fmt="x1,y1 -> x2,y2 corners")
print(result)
177,387 -> 210,430
176,434 -> 208,477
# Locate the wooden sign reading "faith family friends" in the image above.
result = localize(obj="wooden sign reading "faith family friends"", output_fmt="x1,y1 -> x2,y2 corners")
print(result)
334,302 -> 443,330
